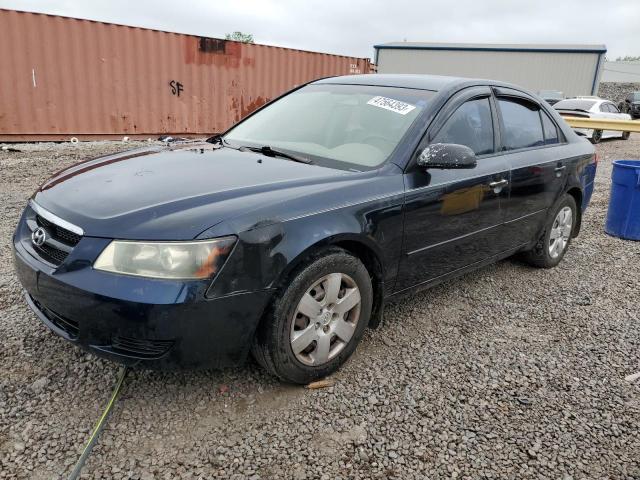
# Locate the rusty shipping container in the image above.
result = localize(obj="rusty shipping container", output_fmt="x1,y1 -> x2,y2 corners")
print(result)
0,9 -> 373,141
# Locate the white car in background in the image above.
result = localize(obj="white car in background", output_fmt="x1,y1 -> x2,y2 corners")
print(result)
554,98 -> 632,144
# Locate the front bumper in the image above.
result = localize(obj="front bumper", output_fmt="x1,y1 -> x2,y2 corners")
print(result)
13,232 -> 273,370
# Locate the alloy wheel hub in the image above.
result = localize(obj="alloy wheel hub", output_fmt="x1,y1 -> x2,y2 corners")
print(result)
548,206 -> 573,259
290,272 -> 361,366
319,309 -> 332,325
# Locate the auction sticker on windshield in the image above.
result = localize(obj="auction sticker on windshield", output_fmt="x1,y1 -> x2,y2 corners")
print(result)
367,96 -> 416,115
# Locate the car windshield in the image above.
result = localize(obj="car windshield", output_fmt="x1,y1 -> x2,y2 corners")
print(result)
224,84 -> 435,170
554,99 -> 596,111
630,92 -> 640,101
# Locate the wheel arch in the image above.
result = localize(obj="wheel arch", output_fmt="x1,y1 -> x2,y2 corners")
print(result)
566,186 -> 583,237
269,234 -> 387,329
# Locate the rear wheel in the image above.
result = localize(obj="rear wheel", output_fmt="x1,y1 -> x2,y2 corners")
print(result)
590,129 -> 602,144
523,194 -> 577,269
251,248 -> 372,384
622,131 -> 631,140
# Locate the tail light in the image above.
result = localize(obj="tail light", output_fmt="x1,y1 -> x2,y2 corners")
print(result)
594,153 -> 599,166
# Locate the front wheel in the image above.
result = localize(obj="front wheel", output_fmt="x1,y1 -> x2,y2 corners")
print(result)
523,194 -> 577,269
590,129 -> 602,144
622,131 -> 630,140
251,248 -> 372,384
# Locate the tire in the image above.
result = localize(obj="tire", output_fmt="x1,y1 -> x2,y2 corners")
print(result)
251,248 -> 372,384
590,129 -> 602,144
622,131 -> 631,140
523,194 -> 577,269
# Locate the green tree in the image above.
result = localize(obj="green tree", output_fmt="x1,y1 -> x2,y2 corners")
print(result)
615,55 -> 640,62
225,32 -> 254,43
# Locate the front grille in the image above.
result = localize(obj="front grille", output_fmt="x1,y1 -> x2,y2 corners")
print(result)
35,243 -> 69,264
24,204 -> 83,267
36,215 -> 81,246
31,297 -> 79,339
111,335 -> 174,359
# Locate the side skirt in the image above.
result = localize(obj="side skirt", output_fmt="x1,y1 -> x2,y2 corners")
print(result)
386,243 -> 529,301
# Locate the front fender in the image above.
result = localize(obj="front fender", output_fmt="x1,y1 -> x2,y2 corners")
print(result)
206,193 -> 405,299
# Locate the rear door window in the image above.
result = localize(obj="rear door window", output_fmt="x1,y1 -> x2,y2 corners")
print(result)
497,98 -> 544,151
541,111 -> 560,145
432,97 -> 494,156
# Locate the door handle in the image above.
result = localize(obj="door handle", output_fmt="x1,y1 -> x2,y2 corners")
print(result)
488,179 -> 508,189
554,165 -> 567,172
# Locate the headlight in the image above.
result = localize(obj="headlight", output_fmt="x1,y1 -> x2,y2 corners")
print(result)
93,236 -> 236,279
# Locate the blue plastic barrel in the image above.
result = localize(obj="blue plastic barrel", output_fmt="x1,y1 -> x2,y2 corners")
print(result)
605,160 -> 640,241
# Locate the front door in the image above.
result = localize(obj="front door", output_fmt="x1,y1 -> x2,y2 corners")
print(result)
395,87 -> 511,293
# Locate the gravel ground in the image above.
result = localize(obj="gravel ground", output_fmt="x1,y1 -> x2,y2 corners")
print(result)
599,82 -> 640,105
1,138 -> 639,479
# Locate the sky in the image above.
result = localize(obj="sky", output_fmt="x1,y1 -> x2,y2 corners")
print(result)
1,0 -> 638,60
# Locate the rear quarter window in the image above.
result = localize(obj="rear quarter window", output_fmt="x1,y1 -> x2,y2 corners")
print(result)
498,98 -> 544,151
541,111 -> 560,145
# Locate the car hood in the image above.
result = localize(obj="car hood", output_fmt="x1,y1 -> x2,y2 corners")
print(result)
33,144 -> 354,240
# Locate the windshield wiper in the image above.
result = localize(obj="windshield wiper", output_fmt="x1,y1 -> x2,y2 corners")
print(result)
239,145 -> 313,164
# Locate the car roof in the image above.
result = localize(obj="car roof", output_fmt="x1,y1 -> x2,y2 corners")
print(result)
557,98 -> 599,104
314,74 -> 500,92
555,98 -> 615,112
592,99 -> 614,105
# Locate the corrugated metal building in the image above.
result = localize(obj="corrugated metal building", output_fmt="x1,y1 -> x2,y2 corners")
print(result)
0,9 -> 372,141
602,61 -> 640,83
374,42 -> 606,97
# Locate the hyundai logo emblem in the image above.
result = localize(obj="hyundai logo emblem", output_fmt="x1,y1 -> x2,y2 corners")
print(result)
31,227 -> 47,247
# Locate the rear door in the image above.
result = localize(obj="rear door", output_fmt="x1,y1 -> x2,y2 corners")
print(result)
599,102 -> 618,138
605,102 -> 627,138
395,86 -> 511,292
494,88 -> 568,246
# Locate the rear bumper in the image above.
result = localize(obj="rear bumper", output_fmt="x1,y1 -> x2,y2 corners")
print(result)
573,128 -> 593,138
13,240 -> 273,369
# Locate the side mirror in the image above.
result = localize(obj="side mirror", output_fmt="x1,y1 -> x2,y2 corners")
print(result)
417,143 -> 477,170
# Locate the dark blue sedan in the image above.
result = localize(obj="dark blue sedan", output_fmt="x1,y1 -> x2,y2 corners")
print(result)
13,74 -> 597,383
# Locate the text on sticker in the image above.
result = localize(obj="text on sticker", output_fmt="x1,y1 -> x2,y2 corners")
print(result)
367,96 -> 416,115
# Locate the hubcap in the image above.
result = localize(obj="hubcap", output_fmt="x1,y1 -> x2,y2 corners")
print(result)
548,206 -> 573,259
289,273 -> 361,366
